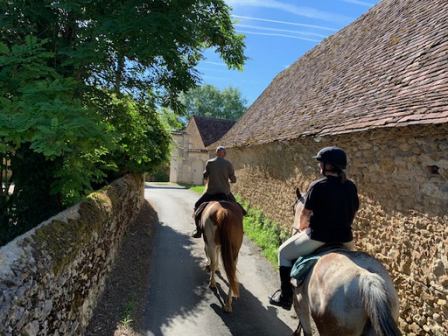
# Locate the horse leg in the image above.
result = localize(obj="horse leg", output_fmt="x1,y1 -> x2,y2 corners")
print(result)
204,235 -> 218,288
224,255 -> 239,313
214,246 -> 221,273
294,291 -> 313,336
224,287 -> 233,313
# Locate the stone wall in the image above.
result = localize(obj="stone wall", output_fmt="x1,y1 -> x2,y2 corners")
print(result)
0,174 -> 145,336
227,124 -> 448,336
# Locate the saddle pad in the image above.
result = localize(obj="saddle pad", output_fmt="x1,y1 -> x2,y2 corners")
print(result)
290,255 -> 321,286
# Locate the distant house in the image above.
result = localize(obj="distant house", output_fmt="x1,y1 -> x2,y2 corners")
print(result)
215,1 -> 448,334
170,115 -> 236,184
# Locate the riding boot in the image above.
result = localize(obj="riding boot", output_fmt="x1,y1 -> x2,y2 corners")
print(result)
268,266 -> 293,310
192,217 -> 202,238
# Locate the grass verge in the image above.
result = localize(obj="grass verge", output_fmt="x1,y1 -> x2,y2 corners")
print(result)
236,196 -> 290,265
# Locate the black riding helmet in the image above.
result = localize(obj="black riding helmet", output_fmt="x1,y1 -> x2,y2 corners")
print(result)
313,147 -> 347,170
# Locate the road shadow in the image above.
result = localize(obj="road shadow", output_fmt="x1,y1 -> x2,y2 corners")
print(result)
139,219 -> 295,336
210,277 -> 297,336
140,222 -> 211,335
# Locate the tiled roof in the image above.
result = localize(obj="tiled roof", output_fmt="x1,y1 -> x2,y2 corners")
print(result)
219,0 -> 448,147
193,115 -> 236,147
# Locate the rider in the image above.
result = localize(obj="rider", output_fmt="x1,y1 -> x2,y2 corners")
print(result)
269,146 -> 359,310
192,145 -> 237,238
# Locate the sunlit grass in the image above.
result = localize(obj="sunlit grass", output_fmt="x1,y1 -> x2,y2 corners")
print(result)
176,183 -> 204,194
236,196 -> 290,265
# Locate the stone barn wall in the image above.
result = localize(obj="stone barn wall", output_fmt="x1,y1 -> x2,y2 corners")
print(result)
0,174 -> 145,336
227,124 -> 448,336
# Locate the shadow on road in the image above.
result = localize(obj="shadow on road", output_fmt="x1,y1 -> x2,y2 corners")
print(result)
210,280 -> 297,336
140,220 -> 295,336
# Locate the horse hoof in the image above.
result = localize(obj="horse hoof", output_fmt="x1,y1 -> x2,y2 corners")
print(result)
224,306 -> 232,313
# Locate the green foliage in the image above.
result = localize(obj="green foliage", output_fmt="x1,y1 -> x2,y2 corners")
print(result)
236,196 -> 290,266
0,0 -> 247,246
176,183 -> 205,194
1,0 -> 247,112
157,107 -> 186,131
0,38 -> 109,162
178,84 -> 248,121
90,95 -> 172,181
152,172 -> 169,182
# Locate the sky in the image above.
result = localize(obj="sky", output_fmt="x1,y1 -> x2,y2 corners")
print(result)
197,0 -> 381,107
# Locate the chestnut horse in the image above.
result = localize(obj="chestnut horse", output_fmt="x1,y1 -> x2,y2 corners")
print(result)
201,200 -> 244,313
291,189 -> 401,336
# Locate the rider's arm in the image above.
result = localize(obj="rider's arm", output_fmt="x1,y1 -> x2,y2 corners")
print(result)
299,207 -> 312,231
228,163 -> 236,183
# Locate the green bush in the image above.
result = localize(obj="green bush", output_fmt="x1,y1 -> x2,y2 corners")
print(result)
152,172 -> 169,182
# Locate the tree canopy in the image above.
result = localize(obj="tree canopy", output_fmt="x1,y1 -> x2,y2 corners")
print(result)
0,0 -> 247,245
179,84 -> 248,121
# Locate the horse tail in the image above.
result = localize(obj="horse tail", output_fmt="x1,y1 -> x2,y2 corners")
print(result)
360,273 -> 401,336
216,207 -> 240,297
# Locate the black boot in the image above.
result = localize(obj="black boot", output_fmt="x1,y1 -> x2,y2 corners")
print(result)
268,266 -> 293,310
192,217 -> 202,238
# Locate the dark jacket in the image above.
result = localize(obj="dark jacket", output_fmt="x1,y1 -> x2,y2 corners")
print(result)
304,175 -> 359,243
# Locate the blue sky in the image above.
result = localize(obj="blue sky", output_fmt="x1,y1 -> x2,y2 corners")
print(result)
197,0 -> 381,106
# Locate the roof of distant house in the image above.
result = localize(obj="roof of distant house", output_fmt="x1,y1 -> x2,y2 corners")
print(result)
192,115 -> 236,147
219,0 -> 448,148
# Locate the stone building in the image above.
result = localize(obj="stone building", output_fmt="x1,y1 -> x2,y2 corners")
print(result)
216,1 -> 448,335
170,115 -> 236,184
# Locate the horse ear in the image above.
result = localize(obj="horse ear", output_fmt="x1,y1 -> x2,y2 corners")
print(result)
295,188 -> 302,199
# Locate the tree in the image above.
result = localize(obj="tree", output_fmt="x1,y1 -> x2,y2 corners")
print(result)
179,84 -> 248,121
0,0 -> 247,245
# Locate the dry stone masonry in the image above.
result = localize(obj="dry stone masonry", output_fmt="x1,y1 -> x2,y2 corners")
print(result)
0,174 -> 145,336
227,124 -> 448,336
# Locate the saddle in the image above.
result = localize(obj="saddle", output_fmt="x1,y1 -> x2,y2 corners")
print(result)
193,194 -> 247,225
193,194 -> 228,222
290,243 -> 345,288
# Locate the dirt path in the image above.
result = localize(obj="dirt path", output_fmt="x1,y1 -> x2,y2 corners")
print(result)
84,200 -> 157,336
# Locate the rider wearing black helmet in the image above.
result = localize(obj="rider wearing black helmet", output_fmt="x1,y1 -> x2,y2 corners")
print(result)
269,146 -> 359,310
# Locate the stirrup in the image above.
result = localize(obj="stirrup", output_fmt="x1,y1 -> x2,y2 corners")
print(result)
268,289 -> 281,301
192,230 -> 202,238
268,289 -> 292,310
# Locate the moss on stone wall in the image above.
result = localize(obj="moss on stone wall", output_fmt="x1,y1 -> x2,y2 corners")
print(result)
0,174 -> 145,336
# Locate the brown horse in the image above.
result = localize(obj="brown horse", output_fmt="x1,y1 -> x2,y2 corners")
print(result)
291,189 -> 401,336
201,200 -> 244,313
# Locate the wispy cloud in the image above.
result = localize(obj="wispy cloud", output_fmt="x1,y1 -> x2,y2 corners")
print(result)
226,0 -> 352,25
233,15 -> 338,32
236,29 -> 322,42
341,0 -> 376,7
237,24 -> 328,38
201,61 -> 227,67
